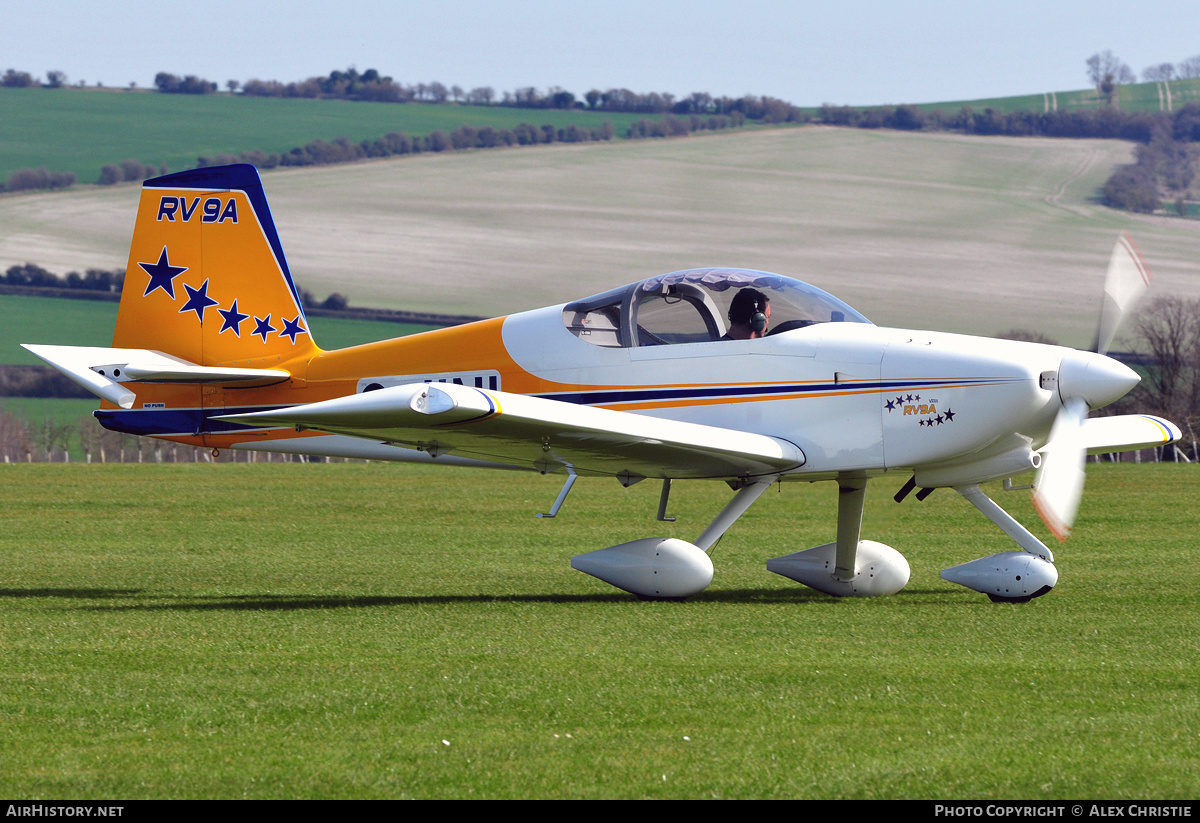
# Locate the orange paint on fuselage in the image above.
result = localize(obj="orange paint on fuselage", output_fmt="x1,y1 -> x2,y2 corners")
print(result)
140,317 -> 538,448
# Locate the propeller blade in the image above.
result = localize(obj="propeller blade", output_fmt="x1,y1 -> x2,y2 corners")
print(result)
1036,234 -> 1153,541
1032,398 -> 1088,542
1095,232 -> 1151,355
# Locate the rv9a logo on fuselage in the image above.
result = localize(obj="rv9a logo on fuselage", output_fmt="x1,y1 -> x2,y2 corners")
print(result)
156,196 -> 238,224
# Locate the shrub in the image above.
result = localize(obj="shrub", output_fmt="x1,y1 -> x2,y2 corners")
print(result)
98,165 -> 122,185
7,167 -> 75,191
1103,165 -> 1160,212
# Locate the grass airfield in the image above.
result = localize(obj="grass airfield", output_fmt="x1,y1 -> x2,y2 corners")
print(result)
1,462 -> 1196,799
3,127 -> 1199,347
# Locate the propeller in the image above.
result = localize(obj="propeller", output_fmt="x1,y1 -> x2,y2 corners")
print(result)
1032,233 -> 1149,541
1095,232 -> 1152,356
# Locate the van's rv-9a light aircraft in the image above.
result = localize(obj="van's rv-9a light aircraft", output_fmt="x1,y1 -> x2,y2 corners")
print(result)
25,165 -> 1181,602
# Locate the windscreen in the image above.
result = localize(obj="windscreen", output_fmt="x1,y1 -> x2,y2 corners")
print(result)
564,268 -> 870,348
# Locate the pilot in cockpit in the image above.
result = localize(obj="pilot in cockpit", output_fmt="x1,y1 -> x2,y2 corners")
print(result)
722,288 -> 771,340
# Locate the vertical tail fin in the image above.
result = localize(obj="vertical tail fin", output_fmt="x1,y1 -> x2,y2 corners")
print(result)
113,164 -> 318,366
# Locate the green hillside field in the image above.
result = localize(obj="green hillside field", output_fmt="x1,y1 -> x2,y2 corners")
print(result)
904,77 -> 1200,115
0,86 -> 664,185
8,78 -> 1197,189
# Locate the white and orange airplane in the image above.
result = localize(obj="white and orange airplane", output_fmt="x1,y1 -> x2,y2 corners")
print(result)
25,164 -> 1180,602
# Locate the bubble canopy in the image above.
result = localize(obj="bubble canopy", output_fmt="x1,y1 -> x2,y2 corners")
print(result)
562,268 -> 872,348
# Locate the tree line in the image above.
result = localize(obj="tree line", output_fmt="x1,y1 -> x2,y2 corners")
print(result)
3,262 -> 124,292
193,120 -> 620,172
190,111 -> 754,173
165,66 -> 809,122
1087,49 -> 1200,91
2,263 -> 354,314
1102,107 -> 1199,214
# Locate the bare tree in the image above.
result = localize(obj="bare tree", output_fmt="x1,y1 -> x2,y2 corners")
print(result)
0,409 -> 30,463
78,418 -> 110,463
1087,51 -> 1136,104
1143,63 -> 1177,82
32,417 -> 73,462
467,86 -> 494,105
1123,295 -> 1200,447
1178,55 -> 1200,79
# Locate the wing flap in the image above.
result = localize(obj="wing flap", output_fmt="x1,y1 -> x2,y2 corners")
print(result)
217,382 -> 806,479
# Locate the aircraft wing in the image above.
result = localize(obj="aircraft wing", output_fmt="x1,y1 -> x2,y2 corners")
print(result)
217,382 -> 806,480
1078,414 -> 1182,455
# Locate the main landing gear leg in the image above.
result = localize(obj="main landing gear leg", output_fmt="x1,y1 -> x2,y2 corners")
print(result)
694,477 -> 777,551
767,474 -> 911,597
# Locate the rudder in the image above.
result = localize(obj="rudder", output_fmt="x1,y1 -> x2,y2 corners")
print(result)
113,164 -> 318,366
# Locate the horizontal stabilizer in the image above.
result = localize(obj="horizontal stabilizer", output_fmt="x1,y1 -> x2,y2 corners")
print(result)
22,344 -> 289,409
217,382 -> 806,480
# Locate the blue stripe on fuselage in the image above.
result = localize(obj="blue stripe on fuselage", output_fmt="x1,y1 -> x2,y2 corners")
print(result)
535,377 -> 1016,406
97,377 -> 1019,437
94,406 -> 273,437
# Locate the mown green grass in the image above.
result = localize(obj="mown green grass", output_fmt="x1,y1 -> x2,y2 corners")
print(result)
0,87 -> 660,185
0,462 -> 1195,798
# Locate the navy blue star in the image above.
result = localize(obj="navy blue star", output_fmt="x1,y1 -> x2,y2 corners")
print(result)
906,394 -> 915,402
935,414 -> 944,425
919,419 -> 927,427
139,246 -> 187,299
217,299 -> 249,337
943,408 -> 956,422
279,315 -> 307,344
914,394 -> 921,402
885,399 -> 896,412
179,279 -> 218,323
895,396 -> 906,406
252,315 -> 276,343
